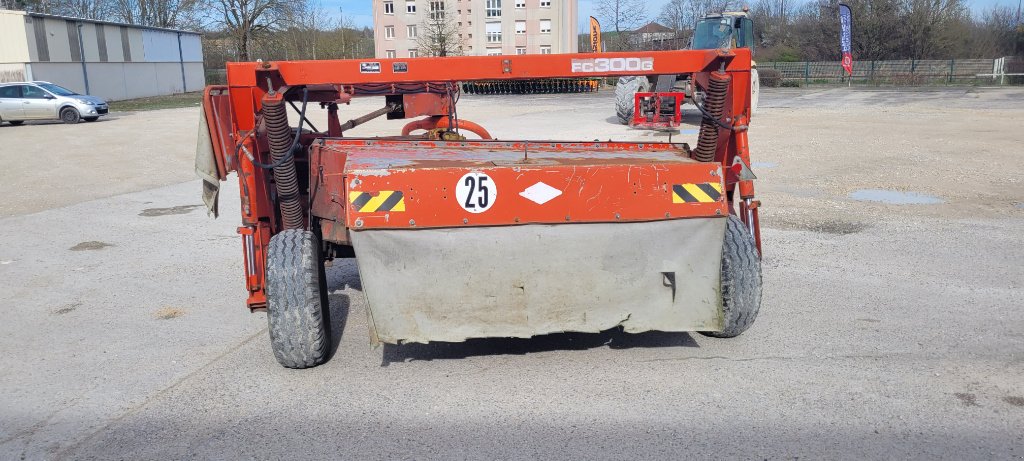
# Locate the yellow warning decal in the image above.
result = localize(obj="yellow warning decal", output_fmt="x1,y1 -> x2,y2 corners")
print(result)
349,191 -> 406,212
672,183 -> 723,203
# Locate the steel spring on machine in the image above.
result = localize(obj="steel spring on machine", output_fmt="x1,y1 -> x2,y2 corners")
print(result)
461,78 -> 600,95
693,72 -> 731,163
262,99 -> 305,230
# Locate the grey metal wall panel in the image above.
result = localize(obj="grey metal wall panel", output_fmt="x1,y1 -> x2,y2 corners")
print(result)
26,63 -> 86,93
127,28 -> 144,62
95,24 -> 108,62
179,34 -> 203,62
141,29 -> 181,62
33,17 -> 49,62
66,21 -> 81,62
41,18 -> 72,62
184,62 -> 205,90
79,22 -> 100,61
120,26 -> 131,62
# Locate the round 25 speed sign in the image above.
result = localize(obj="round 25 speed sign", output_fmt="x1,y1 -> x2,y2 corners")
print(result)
455,172 -> 496,214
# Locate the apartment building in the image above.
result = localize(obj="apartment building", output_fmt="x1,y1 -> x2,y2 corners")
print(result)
372,0 -> 578,58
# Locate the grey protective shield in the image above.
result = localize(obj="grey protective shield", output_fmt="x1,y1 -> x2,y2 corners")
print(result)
351,218 -> 726,344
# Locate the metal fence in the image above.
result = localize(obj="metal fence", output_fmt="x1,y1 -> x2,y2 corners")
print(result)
760,57 -> 1023,86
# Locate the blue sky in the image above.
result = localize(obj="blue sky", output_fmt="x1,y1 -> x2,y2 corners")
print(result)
329,0 -> 1020,30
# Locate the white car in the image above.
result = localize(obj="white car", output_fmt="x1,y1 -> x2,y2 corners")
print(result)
0,81 -> 108,125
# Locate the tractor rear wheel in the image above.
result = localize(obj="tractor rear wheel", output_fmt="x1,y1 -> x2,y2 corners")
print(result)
702,215 -> 762,338
266,229 -> 330,368
615,76 -> 651,124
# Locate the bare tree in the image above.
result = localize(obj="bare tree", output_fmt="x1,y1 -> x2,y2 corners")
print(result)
112,0 -> 202,29
209,0 -> 296,61
903,0 -> 969,59
279,0 -> 335,60
45,0 -> 114,19
595,0 -> 647,50
417,0 -> 463,57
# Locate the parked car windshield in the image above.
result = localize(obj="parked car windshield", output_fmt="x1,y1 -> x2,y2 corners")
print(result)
38,83 -> 77,96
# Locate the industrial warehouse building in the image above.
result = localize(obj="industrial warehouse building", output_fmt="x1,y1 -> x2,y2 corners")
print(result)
0,9 -> 203,101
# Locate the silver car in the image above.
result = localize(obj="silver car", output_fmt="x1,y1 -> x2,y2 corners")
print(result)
0,81 -> 108,125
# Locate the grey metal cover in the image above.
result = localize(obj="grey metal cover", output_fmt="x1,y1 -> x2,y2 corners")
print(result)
351,218 -> 726,344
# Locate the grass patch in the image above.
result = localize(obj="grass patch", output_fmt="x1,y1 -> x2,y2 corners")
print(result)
109,92 -> 203,112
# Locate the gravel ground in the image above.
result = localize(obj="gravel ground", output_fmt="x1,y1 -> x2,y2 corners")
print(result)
0,87 -> 1022,459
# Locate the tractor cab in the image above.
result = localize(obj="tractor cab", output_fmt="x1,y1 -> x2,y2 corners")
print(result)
692,13 -> 755,53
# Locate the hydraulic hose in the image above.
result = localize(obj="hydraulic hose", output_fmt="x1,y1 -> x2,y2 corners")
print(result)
693,72 -> 731,163
262,95 -> 304,230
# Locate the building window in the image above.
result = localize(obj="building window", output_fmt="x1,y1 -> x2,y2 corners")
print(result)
539,19 -> 551,33
485,22 -> 502,43
429,1 -> 445,19
515,20 -> 526,34
485,0 -> 501,17
384,1 -> 394,14
407,25 -> 417,38
516,46 -> 526,55
540,45 -> 551,54
515,0 -> 525,7
386,49 -> 397,58
409,49 -> 419,57
539,0 -> 550,7
486,47 -> 502,55
385,25 -> 395,39
406,0 -> 416,13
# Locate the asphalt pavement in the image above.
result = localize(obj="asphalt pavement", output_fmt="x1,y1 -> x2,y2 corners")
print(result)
1,87 -> 1022,459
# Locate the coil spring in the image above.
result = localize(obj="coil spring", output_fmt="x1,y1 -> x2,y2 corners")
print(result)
461,78 -> 600,95
262,99 -> 304,230
693,72 -> 731,163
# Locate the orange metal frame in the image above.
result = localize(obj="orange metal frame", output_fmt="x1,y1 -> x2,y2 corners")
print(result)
203,49 -> 759,309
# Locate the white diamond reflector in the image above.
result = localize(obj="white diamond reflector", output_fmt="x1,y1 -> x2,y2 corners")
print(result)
519,182 -> 563,205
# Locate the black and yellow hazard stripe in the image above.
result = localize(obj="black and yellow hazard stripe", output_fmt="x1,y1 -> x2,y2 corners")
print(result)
672,182 -> 723,203
349,191 -> 406,212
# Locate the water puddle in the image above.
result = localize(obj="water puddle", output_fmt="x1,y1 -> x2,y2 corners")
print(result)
850,189 -> 943,205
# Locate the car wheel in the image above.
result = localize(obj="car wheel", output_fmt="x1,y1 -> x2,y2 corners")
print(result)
8,121 -> 24,126
83,117 -> 99,122
60,107 -> 81,124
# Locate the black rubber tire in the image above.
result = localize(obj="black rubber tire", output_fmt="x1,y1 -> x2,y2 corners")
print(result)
702,215 -> 762,338
266,229 -> 329,368
83,117 -> 99,122
60,107 -> 80,124
614,76 -> 651,124
8,120 -> 24,126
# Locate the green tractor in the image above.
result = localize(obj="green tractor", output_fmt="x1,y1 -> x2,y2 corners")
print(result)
615,10 -> 759,124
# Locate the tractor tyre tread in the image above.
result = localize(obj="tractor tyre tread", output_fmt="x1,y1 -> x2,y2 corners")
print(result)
614,76 -> 650,124
702,215 -> 762,338
266,229 -> 329,369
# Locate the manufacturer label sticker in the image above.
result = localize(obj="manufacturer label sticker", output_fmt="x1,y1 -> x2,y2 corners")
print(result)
360,62 -> 381,73
456,172 -> 496,213
393,62 -> 408,73
571,57 -> 654,73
